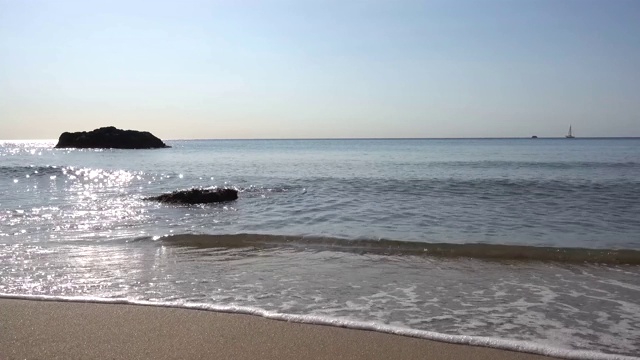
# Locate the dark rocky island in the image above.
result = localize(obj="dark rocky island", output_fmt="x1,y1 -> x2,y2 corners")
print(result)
55,126 -> 169,149
146,188 -> 238,204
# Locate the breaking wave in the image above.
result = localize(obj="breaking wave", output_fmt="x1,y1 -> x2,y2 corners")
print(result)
140,233 -> 640,265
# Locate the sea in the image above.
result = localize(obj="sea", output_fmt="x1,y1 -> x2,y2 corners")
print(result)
1,138 -> 639,359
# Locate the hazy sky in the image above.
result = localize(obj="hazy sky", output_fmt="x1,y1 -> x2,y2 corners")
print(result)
1,0 -> 639,139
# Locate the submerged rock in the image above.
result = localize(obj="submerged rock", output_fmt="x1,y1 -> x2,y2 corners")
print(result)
55,126 -> 169,149
146,188 -> 238,204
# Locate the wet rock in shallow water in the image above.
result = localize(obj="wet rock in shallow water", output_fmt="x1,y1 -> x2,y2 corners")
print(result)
146,188 -> 238,204
55,126 -> 169,149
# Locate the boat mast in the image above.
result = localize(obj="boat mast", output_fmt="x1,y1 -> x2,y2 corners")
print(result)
566,125 -> 575,138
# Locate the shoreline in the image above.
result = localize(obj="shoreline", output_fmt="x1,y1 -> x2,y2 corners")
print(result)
0,298 -> 560,360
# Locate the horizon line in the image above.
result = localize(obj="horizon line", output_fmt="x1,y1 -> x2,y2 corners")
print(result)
2,136 -> 640,142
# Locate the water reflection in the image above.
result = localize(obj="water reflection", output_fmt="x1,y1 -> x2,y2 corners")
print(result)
2,165 -> 153,243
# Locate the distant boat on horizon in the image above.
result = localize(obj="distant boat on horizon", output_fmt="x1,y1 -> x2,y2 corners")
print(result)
566,125 -> 575,139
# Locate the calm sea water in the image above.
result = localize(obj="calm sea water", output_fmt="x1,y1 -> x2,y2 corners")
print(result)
1,138 -> 639,359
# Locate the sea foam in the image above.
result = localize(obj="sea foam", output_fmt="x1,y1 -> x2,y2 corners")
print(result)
0,294 -> 637,360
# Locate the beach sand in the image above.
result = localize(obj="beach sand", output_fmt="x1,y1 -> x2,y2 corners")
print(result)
0,298 -> 556,360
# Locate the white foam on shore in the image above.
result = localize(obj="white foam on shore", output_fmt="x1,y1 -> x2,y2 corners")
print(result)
1,293 -> 637,360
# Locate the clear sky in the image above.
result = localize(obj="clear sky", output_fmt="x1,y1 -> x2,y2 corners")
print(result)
1,0 -> 639,139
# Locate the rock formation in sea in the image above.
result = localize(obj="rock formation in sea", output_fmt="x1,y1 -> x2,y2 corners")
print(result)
55,126 -> 169,149
146,188 -> 238,204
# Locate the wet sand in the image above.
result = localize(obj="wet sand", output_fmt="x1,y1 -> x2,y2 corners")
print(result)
0,298 -> 557,360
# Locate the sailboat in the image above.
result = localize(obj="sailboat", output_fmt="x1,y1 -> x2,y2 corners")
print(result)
565,125 -> 575,139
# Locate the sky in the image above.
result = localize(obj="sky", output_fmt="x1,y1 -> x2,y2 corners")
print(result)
1,0 -> 639,140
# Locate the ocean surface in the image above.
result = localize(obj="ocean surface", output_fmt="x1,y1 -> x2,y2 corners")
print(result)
1,138 -> 639,359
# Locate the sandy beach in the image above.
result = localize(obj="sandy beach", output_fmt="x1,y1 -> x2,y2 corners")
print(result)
0,298 -> 557,360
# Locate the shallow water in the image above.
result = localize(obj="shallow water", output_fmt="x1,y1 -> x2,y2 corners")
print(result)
1,138 -> 639,358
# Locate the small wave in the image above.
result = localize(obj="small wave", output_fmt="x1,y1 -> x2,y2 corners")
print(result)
147,234 -> 640,265
435,160 -> 640,170
0,294 -> 635,360
239,185 -> 292,193
0,165 -> 64,178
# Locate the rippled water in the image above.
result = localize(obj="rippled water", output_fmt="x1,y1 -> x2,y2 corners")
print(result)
1,138 -> 639,358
